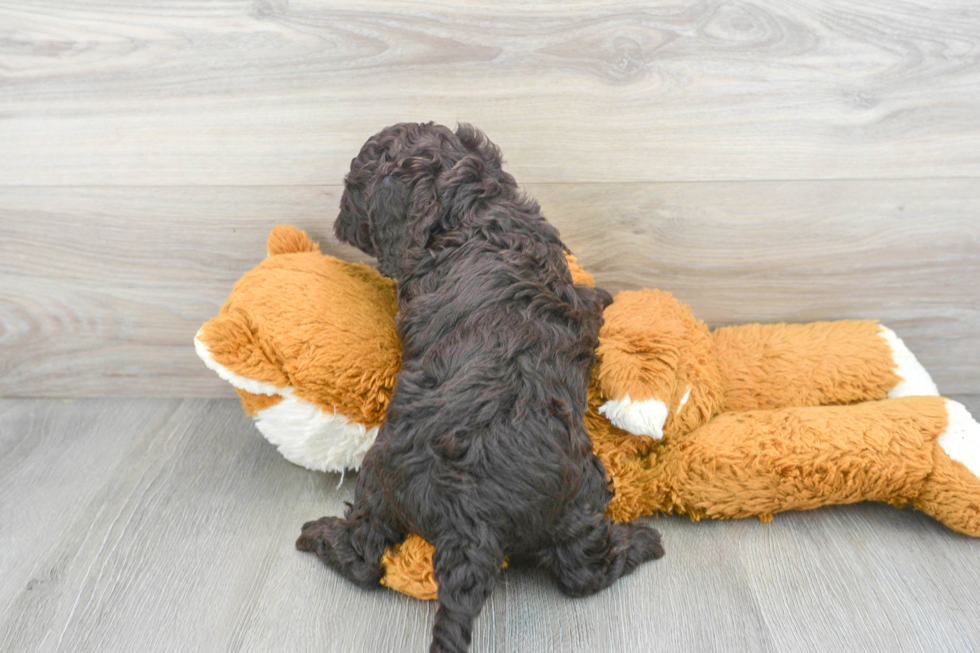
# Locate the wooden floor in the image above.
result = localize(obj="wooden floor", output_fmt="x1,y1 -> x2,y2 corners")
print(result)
2,396 -> 979,652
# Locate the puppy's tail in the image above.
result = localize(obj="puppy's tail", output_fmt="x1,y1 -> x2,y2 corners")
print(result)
429,535 -> 502,653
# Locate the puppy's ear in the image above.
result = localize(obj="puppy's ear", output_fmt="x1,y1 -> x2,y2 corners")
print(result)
434,155 -> 503,228
367,150 -> 505,269
403,154 -> 502,251
398,156 -> 457,253
365,173 -> 412,277
335,181 -> 377,256
455,123 -> 515,188
367,154 -> 451,275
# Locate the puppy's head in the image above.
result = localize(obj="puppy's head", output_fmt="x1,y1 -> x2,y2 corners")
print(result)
335,122 -> 516,278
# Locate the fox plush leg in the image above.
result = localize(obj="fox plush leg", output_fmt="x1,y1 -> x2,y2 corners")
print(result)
713,320 -> 937,413
625,397 -> 979,536
595,289 -> 724,440
594,295 -> 939,443
914,400 -> 980,536
875,326 -> 940,397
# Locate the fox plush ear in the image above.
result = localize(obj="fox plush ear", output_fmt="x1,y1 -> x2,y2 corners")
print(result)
564,253 -> 595,287
267,224 -> 319,256
195,310 -> 289,394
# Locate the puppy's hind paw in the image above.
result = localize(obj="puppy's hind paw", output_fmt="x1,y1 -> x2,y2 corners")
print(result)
627,522 -> 665,568
296,516 -> 342,556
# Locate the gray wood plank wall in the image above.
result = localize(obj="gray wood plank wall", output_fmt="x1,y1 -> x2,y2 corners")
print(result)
1,0 -> 979,397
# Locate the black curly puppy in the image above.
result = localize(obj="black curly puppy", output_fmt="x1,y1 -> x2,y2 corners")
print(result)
297,122 -> 664,653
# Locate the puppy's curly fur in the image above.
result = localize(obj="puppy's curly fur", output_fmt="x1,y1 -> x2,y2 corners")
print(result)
297,122 -> 664,653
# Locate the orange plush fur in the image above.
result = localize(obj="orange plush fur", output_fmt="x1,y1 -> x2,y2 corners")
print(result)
197,226 -> 980,601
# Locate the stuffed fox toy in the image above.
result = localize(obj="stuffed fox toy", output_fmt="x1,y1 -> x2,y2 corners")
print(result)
197,226 -> 980,600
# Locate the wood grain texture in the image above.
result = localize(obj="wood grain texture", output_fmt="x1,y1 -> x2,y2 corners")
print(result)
1,397 -> 979,652
2,2 -> 978,647
2,0 -> 980,185
2,180 -> 978,397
